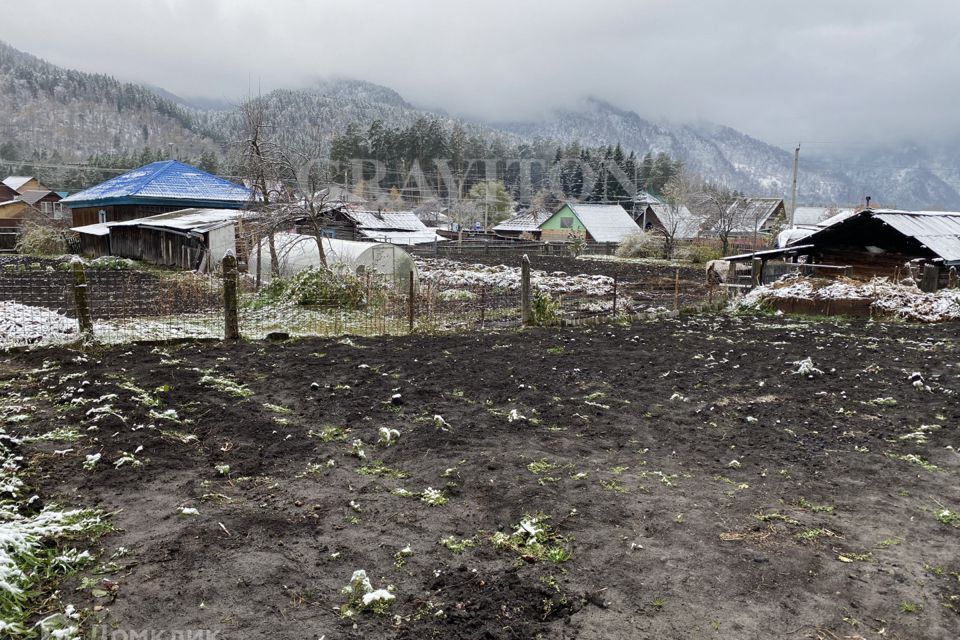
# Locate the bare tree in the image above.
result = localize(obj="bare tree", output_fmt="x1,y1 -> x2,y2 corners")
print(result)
659,166 -> 701,259
696,183 -> 742,255
236,99 -> 346,276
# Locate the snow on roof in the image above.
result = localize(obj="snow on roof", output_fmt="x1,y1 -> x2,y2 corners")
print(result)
726,197 -> 783,229
647,203 -> 702,239
566,203 -> 640,243
632,190 -> 662,205
493,210 -> 551,232
61,161 -> 252,207
796,209 -> 960,263
70,223 -> 113,236
346,210 -> 428,232
359,228 -> 447,245
792,206 -> 857,228
112,208 -> 244,233
2,176 -> 36,192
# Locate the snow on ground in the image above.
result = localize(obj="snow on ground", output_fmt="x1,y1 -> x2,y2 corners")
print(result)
416,257 -> 613,296
738,276 -> 960,322
0,301 -> 78,345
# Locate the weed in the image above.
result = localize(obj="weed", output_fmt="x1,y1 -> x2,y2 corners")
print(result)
263,403 -> 292,414
797,497 -> 834,513
356,460 -> 409,479
935,508 -> 960,528
546,345 -> 565,355
753,511 -> 799,525
491,515 -> 571,563
601,480 -> 628,494
651,597 -> 666,610
610,466 -> 629,475
884,452 -> 938,472
198,372 -> 253,399
394,546 -> 414,568
309,425 -> 347,442
898,601 -> 921,614
528,459 -> 561,475
795,528 -> 833,541
340,570 -> 395,617
440,536 -> 476,554
421,487 -> 447,506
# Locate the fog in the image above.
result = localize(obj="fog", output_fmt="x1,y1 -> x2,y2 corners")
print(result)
4,0 -> 959,148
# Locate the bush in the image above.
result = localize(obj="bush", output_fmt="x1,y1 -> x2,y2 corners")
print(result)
677,241 -> 724,264
616,233 -> 663,259
530,290 -> 561,326
15,222 -> 69,256
262,267 -> 368,308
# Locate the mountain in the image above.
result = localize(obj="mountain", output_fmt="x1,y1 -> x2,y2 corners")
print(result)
0,41 -> 220,160
1,39 -> 959,209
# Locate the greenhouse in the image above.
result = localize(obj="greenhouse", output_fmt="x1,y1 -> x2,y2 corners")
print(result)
248,233 -> 418,288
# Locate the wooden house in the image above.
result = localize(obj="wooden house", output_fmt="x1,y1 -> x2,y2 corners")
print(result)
539,203 -> 640,244
61,160 -> 251,227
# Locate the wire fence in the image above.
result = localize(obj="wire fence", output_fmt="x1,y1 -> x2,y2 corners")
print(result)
0,257 -> 708,348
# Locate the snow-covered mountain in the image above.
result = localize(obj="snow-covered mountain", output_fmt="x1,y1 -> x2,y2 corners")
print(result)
2,39 -> 958,209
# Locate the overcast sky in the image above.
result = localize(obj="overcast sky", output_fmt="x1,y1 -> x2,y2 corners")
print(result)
3,0 -> 959,149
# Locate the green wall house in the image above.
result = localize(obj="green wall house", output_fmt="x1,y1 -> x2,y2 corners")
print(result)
539,202 -> 640,243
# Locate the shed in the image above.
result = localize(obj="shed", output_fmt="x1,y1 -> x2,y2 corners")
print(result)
539,203 -> 640,243
249,233 -> 417,289
791,209 -> 960,279
492,210 -> 551,239
61,160 -> 252,227
76,208 -> 244,271
328,209 -> 447,245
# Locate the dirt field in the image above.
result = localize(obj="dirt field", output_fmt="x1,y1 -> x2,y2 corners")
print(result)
3,315 -> 959,639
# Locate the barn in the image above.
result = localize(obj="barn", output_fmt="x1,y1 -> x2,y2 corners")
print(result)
791,208 -> 960,283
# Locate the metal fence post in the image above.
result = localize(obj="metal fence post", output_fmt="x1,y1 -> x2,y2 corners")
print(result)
71,258 -> 94,336
408,270 -> 415,332
521,254 -> 532,326
222,252 -> 240,340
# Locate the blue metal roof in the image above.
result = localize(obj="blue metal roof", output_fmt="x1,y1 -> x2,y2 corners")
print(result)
61,160 -> 252,208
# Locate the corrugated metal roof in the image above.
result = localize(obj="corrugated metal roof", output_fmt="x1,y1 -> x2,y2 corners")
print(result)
648,203 -> 702,239
726,197 -> 783,230
795,209 -> 960,263
792,206 -> 856,227
18,189 -> 59,205
61,161 -> 251,207
346,210 -> 428,232
73,209 -> 244,236
493,210 -> 551,232
359,229 -> 446,245
872,210 -> 960,263
567,203 -> 641,243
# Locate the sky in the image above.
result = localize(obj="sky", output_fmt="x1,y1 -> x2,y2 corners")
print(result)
3,0 -> 960,150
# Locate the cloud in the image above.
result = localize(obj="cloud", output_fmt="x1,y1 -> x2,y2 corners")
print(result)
2,0 -> 959,147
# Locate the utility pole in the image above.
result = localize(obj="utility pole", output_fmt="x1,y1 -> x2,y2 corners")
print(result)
789,143 -> 800,228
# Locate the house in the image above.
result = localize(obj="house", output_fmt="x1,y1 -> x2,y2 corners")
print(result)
0,176 -> 60,227
19,189 -> 63,219
791,209 -> 960,281
492,209 -> 551,240
642,203 -> 702,239
725,197 -> 786,237
72,208 -> 244,271
326,209 -> 446,245
61,160 -> 252,227
2,176 -> 43,194
539,203 -> 640,243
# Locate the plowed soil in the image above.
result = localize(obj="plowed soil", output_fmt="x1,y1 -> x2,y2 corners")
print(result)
5,314 -> 960,639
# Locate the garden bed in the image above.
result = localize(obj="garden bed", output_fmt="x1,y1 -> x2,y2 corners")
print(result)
2,315 -> 959,638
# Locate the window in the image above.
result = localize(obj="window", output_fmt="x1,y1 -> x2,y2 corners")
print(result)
560,216 -> 574,229
97,209 -> 107,224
